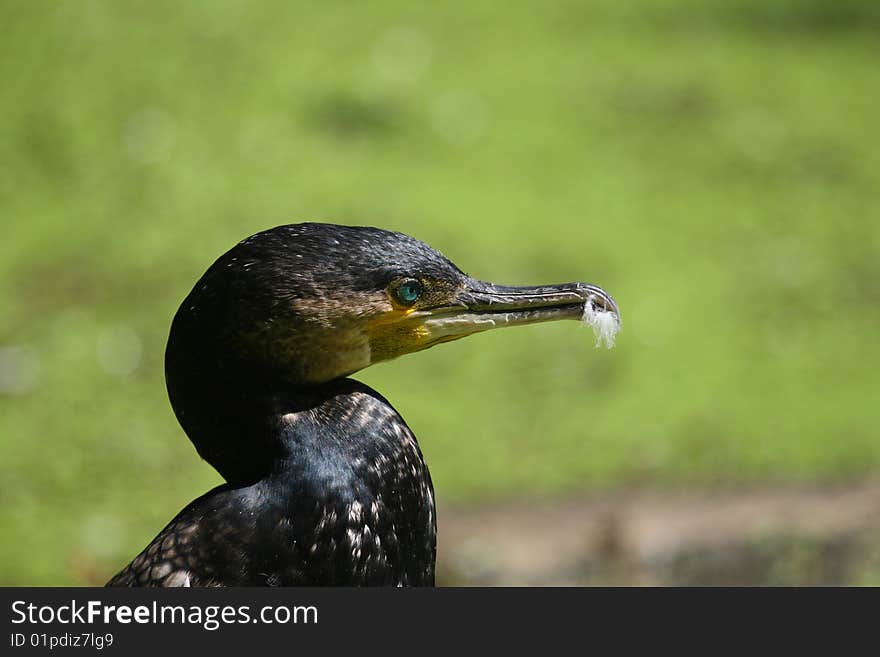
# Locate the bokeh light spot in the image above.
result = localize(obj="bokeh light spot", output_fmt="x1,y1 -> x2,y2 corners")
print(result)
121,108 -> 177,165
431,91 -> 488,144
0,345 -> 42,396
372,27 -> 432,84
96,324 -> 143,378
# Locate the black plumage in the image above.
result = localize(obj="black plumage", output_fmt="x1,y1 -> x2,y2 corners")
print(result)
107,222 -> 618,586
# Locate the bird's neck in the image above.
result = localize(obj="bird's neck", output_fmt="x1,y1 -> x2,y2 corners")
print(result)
163,292 -> 403,484
165,332 -> 384,484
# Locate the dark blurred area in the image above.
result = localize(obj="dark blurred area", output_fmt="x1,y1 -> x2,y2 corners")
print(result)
0,0 -> 878,585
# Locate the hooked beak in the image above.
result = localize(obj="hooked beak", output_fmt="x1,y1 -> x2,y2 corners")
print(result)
415,279 -> 621,347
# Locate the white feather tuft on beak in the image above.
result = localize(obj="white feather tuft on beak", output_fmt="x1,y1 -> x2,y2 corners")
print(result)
582,295 -> 620,349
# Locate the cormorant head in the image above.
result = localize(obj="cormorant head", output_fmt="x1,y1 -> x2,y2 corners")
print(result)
168,222 -> 620,391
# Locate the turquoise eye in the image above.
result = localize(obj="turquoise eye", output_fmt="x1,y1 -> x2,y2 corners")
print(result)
395,279 -> 423,305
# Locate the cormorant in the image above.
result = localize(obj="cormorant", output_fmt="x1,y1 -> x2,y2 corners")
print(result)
107,223 -> 619,586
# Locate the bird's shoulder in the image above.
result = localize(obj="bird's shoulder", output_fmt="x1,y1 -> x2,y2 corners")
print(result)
105,485 -> 238,587
107,386 -> 437,586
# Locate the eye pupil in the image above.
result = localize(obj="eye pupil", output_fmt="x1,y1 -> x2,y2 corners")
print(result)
396,280 -> 422,304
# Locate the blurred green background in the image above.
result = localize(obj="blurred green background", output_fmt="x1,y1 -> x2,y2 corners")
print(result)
1,0 -> 878,585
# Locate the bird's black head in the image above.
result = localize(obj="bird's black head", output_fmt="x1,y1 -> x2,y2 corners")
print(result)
165,222 -> 619,479
169,222 -> 619,388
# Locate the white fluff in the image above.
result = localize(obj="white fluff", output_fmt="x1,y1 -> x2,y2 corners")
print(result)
582,296 -> 620,349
